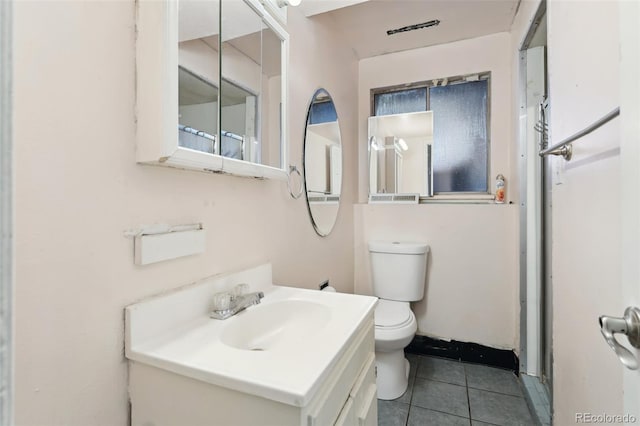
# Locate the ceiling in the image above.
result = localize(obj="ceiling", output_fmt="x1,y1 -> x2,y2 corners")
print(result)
303,0 -> 521,59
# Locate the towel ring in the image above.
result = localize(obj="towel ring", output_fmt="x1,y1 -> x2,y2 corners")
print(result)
287,165 -> 304,199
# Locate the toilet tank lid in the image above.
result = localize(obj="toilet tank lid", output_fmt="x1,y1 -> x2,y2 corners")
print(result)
369,241 -> 429,255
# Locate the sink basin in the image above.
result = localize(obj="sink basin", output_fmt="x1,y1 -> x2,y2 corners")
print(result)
220,300 -> 331,351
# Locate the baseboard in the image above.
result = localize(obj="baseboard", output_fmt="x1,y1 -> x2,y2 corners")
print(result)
406,335 -> 519,373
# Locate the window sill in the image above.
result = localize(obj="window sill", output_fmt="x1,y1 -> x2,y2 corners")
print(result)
366,193 -> 510,205
419,194 -> 501,204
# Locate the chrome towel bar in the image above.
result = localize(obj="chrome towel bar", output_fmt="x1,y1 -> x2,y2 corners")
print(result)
539,107 -> 620,160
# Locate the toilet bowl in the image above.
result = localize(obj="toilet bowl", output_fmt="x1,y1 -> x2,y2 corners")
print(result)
369,241 -> 429,400
374,299 -> 418,399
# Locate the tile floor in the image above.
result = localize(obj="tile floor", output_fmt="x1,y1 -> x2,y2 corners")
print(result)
521,374 -> 551,426
378,353 -> 537,426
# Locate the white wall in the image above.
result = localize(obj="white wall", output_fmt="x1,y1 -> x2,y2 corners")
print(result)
180,102 -> 218,135
12,2 -> 358,425
619,0 -> 640,418
221,42 -> 261,94
545,0 -> 623,422
179,39 -> 220,85
400,137 -> 430,195
306,130 -> 332,193
355,33 -> 519,351
221,103 -> 247,135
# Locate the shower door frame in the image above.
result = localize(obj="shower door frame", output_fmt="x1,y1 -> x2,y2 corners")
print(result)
518,0 -> 552,394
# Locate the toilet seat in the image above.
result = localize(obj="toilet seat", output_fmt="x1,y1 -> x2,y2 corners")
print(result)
374,299 -> 417,353
375,299 -> 413,329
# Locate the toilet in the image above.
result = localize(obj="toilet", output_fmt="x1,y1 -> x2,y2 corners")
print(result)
369,241 -> 429,400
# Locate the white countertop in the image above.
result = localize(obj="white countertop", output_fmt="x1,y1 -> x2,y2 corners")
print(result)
126,277 -> 377,407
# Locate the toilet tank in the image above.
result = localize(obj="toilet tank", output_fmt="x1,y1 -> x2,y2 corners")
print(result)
369,241 -> 429,302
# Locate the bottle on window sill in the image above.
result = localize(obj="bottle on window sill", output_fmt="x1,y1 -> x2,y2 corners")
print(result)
495,174 -> 505,204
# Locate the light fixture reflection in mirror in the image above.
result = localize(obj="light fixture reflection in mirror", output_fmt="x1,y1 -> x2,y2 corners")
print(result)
303,89 -> 342,237
368,111 -> 434,195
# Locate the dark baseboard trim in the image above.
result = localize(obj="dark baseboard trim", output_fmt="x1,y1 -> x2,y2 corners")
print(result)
406,335 -> 519,373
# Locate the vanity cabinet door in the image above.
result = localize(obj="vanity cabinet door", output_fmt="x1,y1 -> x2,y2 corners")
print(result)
332,353 -> 377,426
333,397 -> 355,426
356,384 -> 377,426
304,320 -> 374,426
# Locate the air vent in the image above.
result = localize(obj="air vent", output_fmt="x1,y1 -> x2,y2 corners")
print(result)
368,194 -> 420,204
387,19 -> 440,36
308,195 -> 340,204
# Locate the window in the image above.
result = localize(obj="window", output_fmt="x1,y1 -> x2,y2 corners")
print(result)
308,99 -> 338,125
372,73 -> 490,194
374,87 -> 427,116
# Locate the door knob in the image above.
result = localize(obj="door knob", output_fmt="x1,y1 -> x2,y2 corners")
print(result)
599,307 -> 640,370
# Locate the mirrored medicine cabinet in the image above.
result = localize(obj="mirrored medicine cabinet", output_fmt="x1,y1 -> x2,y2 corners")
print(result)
368,111 -> 434,196
136,0 -> 289,179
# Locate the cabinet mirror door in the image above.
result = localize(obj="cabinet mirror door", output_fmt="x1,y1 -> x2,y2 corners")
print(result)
368,111 -> 434,196
221,0 -> 284,170
178,0 -> 220,156
136,0 -> 288,179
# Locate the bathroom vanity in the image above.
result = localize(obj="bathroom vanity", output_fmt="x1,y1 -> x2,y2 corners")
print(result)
125,264 -> 378,426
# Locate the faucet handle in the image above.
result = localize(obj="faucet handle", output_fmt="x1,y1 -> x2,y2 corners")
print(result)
233,283 -> 250,298
212,292 -> 231,311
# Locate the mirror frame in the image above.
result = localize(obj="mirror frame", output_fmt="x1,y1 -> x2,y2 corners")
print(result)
136,0 -> 289,180
303,88 -> 343,237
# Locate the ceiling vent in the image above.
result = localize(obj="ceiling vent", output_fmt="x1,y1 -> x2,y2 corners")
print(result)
387,19 -> 440,36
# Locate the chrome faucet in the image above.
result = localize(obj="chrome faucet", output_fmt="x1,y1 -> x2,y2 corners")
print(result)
210,284 -> 264,320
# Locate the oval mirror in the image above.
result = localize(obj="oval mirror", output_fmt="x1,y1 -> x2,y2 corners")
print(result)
303,89 -> 342,237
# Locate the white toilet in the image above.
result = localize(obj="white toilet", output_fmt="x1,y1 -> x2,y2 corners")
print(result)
369,241 -> 429,400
